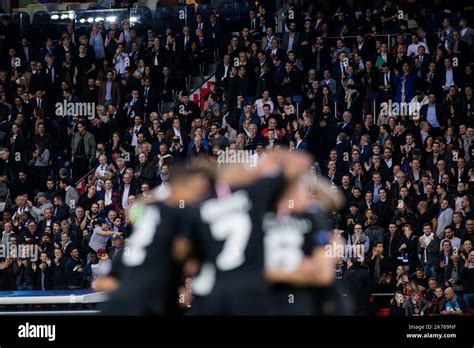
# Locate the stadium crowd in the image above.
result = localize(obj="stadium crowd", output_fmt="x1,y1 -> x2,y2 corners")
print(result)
0,0 -> 473,316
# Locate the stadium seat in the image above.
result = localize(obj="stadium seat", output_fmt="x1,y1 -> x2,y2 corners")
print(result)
155,5 -> 173,21
377,308 -> 391,316
217,2 -> 235,19
196,4 -> 214,18
65,3 -> 94,10
147,19 -> 166,36
13,12 -> 30,26
32,11 -> 51,26
237,0 -> 254,16
135,6 -> 152,21
137,0 -> 158,16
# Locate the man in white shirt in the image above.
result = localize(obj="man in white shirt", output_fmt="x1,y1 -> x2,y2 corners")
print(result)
254,90 -> 274,117
113,43 -> 129,76
407,34 -> 429,57
250,143 -> 268,167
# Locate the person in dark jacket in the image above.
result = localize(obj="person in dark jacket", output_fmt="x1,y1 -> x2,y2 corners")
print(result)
53,195 -> 70,222
51,248 -> 67,290
426,286 -> 444,315
65,247 -> 84,289
35,252 -> 53,290
461,250 -> 474,308
0,256 -> 16,290
399,224 -> 419,273
342,258 -> 371,315
14,258 -> 37,290
405,291 -> 428,316
389,291 -> 406,316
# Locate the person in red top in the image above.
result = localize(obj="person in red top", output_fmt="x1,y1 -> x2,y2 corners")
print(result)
261,117 -> 282,141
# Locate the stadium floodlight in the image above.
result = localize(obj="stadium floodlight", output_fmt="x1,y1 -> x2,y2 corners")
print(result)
87,17 -> 94,23
129,16 -> 138,23
95,17 -> 105,22
68,13 -> 74,19
79,18 -> 86,23
106,16 -> 117,22
60,14 -> 68,20
51,14 -> 59,20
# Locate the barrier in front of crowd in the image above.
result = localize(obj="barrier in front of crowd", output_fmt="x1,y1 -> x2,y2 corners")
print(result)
0,290 -> 107,315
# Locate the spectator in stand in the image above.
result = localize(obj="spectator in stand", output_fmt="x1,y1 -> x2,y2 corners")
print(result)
65,247 -> 84,289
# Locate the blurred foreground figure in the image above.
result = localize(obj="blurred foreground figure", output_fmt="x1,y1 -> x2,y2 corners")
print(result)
101,166 -> 213,315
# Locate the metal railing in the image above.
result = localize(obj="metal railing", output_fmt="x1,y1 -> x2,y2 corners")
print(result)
74,165 -> 99,188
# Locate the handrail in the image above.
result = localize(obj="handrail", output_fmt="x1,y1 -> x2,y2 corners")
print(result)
74,165 -> 99,187
190,65 -> 215,95
0,291 -> 108,305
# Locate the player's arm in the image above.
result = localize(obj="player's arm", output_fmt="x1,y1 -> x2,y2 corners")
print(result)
98,230 -> 122,236
218,149 -> 313,188
308,176 -> 345,212
264,246 -> 335,287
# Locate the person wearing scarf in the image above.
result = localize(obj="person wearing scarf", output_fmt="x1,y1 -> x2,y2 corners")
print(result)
418,223 -> 439,278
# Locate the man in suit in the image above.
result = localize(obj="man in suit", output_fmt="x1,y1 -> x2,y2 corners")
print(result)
452,157 -> 469,183
298,19 -> 316,52
333,51 -> 351,83
215,54 -> 232,90
440,58 -> 460,93
179,27 -> 194,53
19,37 -> 38,65
29,61 -> 50,94
266,37 -> 285,61
411,46 -> 431,80
302,35 -> 331,73
354,34 -> 372,61
124,115 -> 151,148
208,14 -> 227,58
451,30 -> 470,67
424,62 -> 441,95
157,66 -> 175,103
39,38 -> 55,65
12,96 -> 32,122
165,118 -> 190,154
99,70 -> 122,106
419,93 -> 442,137
248,10 -> 262,39
337,111 -> 355,137
294,130 -> 308,151
141,77 -> 158,113
459,18 -> 474,47
282,21 -> 300,55
30,90 -> 50,117
124,89 -> 145,121
119,172 -> 139,209
378,63 -> 395,102
121,67 -> 140,97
